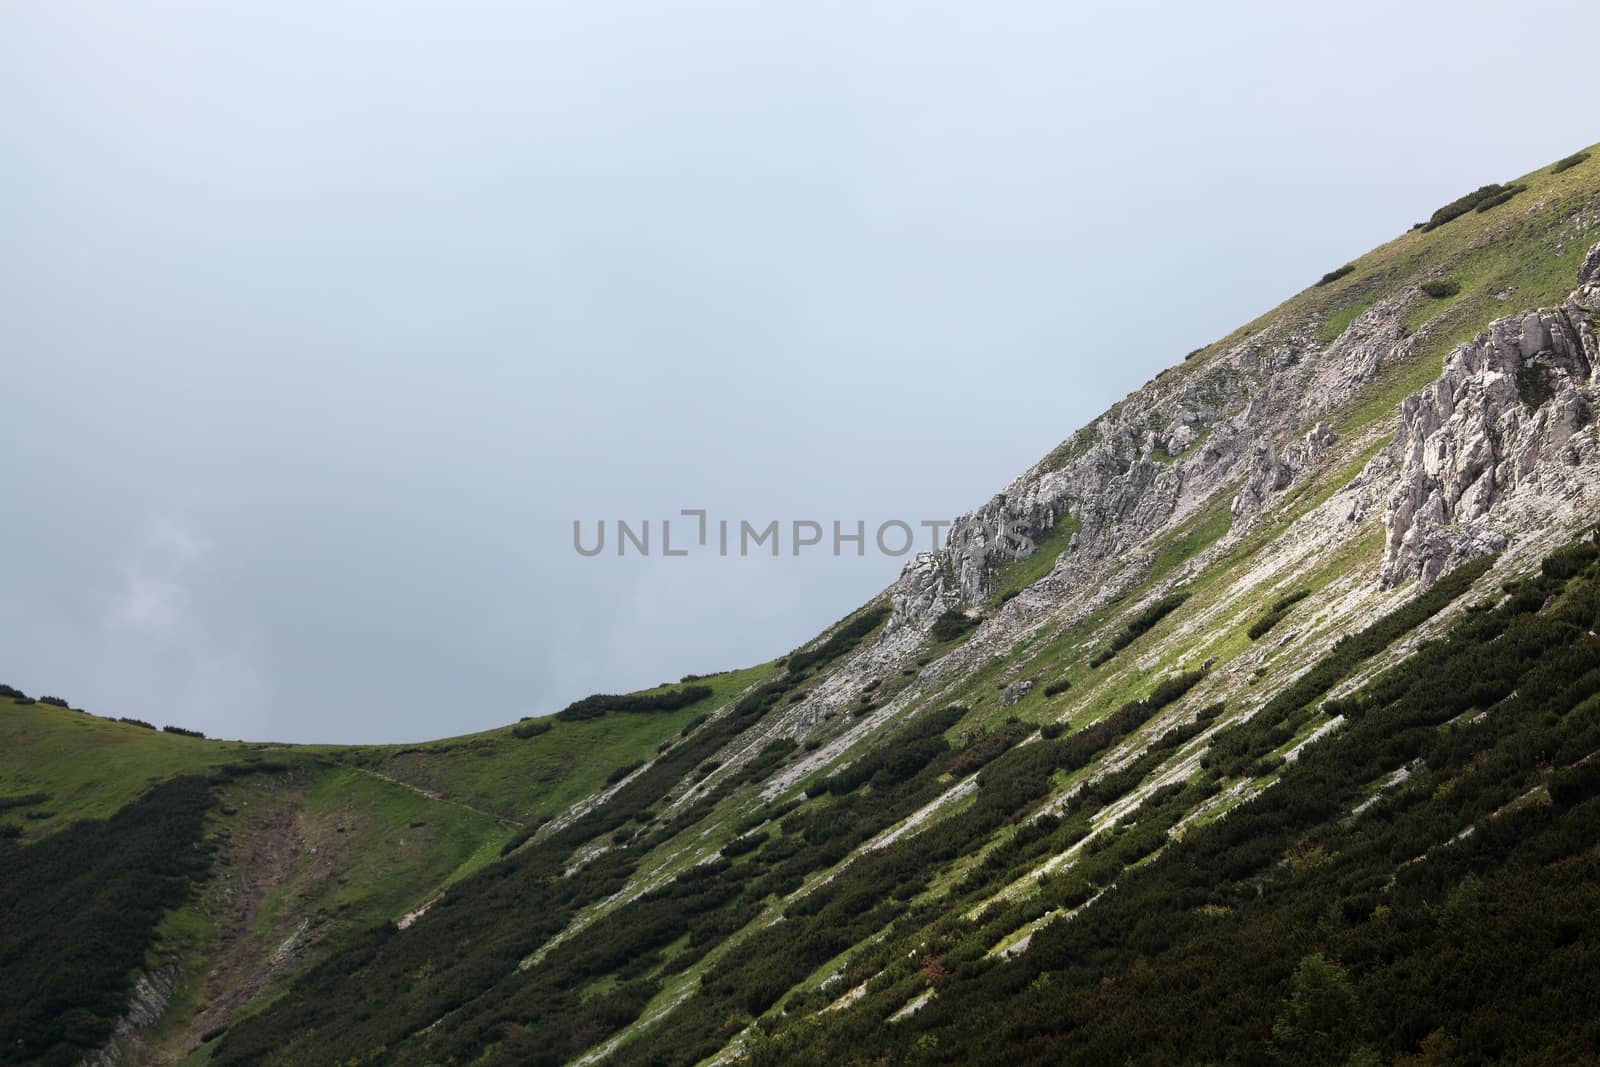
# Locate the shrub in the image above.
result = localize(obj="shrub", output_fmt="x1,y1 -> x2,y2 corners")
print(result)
162,725 -> 206,738
1474,183 -> 1526,212
1248,588 -> 1310,640
1042,677 -> 1072,698
721,831 -> 769,858
1551,151 -> 1589,174
1423,182 -> 1524,230
117,717 -> 157,730
787,606 -> 891,674
512,719 -> 552,739
1420,279 -> 1460,299
1540,540 -> 1599,581
1316,264 -> 1355,287
931,609 -> 981,643
0,792 -> 49,811
38,696 -> 69,709
1091,590 -> 1190,666
553,684 -> 713,723
1039,722 -> 1065,740
1516,364 -> 1554,409
1549,760 -> 1600,809
0,684 -> 27,701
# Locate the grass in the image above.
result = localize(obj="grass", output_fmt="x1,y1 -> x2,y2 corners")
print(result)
0,702 -> 266,837
991,512 -> 1082,603
13,144 -> 1600,1067
1152,424 -> 1213,465
1318,294 -> 1378,344
1149,491 -> 1235,582
334,661 -> 780,823
256,766 -> 509,933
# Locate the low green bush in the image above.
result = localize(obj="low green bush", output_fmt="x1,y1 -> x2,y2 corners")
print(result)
554,684 -> 713,723
1316,264 -> 1355,286
931,609 -> 981,643
1423,182 -> 1525,230
1551,151 -> 1589,174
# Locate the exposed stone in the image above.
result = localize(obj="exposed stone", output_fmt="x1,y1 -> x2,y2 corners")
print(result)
1380,245 -> 1600,586
999,679 -> 1034,707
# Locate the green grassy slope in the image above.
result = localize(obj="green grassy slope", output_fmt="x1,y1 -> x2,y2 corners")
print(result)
0,702 -> 259,836
0,665 -> 778,1066
323,661 -> 779,824
5,144 -> 1600,1067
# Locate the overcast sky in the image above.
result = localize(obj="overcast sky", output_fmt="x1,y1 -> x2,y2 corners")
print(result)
3,2 -> 1596,743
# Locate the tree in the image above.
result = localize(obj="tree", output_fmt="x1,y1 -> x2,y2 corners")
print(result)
1272,953 -> 1358,1065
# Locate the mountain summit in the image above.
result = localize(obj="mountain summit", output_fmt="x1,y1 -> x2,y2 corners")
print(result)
5,145 -> 1600,1067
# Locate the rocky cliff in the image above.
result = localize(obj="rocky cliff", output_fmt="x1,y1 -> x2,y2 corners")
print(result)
1383,244 -> 1600,584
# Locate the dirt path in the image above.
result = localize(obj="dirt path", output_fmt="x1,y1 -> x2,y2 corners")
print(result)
345,764 -> 525,828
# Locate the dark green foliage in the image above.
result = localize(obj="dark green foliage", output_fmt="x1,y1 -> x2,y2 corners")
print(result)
723,739 -> 799,788
0,777 -> 218,1066
162,724 -> 205,738
1214,555 -> 1493,777
930,609 -> 980,643
1248,587 -> 1310,640
1315,264 -> 1355,286
0,792 -> 49,811
497,816 -> 552,856
1422,182 -> 1524,230
1551,151 -> 1590,174
0,683 -> 26,701
1420,278 -> 1460,299
117,716 -> 157,730
202,538 -> 1600,1067
1549,760 -> 1600,810
511,718 -> 552,739
1271,953 -> 1359,1065
740,538 -> 1600,1067
553,684 -> 714,723
1542,539 -> 1599,581
787,606 -> 891,674
1474,183 -> 1527,212
606,759 -> 645,785
211,656 -> 826,1067
721,831 -> 769,858
1090,590 -> 1190,667
1041,677 -> 1071,698
1516,363 -> 1554,408
809,706 -> 968,798
38,695 -> 69,709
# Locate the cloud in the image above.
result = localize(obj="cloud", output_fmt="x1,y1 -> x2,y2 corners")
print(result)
106,517 -> 210,635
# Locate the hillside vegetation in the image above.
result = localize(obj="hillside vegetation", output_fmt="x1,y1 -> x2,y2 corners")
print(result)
3,144 -> 1599,1067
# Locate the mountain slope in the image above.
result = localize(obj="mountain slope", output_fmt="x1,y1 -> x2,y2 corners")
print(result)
4,144 -> 1599,1067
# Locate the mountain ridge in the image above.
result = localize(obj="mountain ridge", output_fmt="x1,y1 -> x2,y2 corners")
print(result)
4,143 -> 1600,1067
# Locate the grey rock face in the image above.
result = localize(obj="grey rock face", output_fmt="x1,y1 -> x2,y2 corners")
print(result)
1380,246 -> 1600,586
79,967 -> 178,1067
999,678 -> 1035,707
886,276 -> 1424,636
